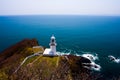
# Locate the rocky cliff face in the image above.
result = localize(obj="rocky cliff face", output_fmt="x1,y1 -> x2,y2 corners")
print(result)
0,39 -> 102,80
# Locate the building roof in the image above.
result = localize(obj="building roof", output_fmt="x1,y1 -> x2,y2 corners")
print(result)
43,48 -> 51,55
43,48 -> 58,56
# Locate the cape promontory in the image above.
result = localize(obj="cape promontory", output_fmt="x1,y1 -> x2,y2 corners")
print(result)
0,39 -> 102,80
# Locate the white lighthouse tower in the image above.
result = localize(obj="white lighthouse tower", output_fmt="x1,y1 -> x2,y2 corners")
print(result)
43,35 -> 57,56
49,35 -> 57,55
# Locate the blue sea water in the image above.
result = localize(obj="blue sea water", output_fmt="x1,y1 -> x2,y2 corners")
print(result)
0,15 -> 120,79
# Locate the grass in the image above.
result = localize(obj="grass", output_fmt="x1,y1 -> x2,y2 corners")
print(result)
0,47 -> 35,79
37,56 -> 59,67
0,45 -> 60,79
23,56 -> 39,66
0,70 -> 8,80
26,56 -> 60,77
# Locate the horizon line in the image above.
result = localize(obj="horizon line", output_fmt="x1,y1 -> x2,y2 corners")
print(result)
0,14 -> 120,17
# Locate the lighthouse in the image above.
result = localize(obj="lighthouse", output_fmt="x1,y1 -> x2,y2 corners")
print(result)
49,35 -> 57,55
43,35 -> 58,56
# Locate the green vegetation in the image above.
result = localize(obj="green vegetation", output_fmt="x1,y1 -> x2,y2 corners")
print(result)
10,56 -> 60,80
0,47 -> 34,79
0,39 -> 40,79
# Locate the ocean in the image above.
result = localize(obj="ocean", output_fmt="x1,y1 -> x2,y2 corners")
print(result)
0,15 -> 120,79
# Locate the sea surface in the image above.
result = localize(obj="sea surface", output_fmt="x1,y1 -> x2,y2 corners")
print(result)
0,15 -> 120,79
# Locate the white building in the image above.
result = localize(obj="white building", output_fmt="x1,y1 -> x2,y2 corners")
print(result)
43,35 -> 58,56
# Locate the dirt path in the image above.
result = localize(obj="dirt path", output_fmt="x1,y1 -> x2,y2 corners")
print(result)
14,52 -> 42,73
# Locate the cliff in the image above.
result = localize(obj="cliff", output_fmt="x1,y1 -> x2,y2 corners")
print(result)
0,39 -> 101,80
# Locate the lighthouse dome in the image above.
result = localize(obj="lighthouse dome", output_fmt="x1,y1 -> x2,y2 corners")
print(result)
51,35 -> 55,39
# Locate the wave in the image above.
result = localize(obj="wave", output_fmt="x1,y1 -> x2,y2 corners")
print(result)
81,53 -> 99,61
57,52 -> 71,56
57,51 -> 101,71
81,53 -> 101,71
108,55 -> 120,63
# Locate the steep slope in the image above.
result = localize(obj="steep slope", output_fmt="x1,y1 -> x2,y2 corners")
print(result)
0,39 -> 40,79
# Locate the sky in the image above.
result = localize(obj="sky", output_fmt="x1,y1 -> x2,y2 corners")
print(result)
0,0 -> 120,16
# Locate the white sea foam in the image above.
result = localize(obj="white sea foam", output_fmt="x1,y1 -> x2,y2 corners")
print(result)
57,52 -> 71,56
82,62 -> 101,71
108,55 -> 120,63
75,53 -> 81,56
81,53 -> 101,71
114,59 -> 120,63
57,51 -> 101,71
81,53 -> 99,61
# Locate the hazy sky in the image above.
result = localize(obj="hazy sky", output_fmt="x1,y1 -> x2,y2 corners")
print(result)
0,0 -> 120,16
